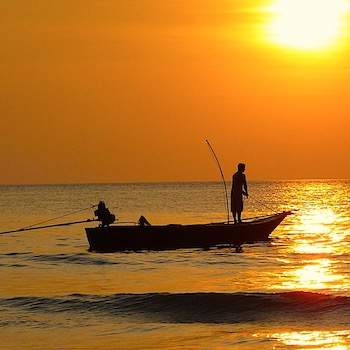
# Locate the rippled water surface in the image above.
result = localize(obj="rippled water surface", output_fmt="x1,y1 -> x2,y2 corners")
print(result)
1,180 -> 350,349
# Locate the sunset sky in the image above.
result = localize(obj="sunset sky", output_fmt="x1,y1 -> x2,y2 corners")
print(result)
1,0 -> 350,184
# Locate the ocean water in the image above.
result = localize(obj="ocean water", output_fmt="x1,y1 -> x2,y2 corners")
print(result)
1,180 -> 350,349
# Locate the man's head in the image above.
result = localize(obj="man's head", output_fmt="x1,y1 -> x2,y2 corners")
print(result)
238,163 -> 245,172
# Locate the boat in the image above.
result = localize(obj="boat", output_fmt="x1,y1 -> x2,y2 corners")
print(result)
86,203 -> 291,252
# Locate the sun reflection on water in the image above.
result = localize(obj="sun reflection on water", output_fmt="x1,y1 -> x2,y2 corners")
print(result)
271,186 -> 350,292
288,205 -> 348,256
265,330 -> 350,349
280,258 -> 344,291
298,208 -> 337,234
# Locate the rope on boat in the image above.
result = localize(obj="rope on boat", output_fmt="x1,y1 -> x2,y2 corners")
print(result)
112,221 -> 138,225
0,218 -> 98,235
0,204 -> 98,235
20,204 -> 98,230
245,193 -> 275,212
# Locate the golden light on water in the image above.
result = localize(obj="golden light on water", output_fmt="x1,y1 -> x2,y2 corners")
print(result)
272,195 -> 349,292
267,330 -> 350,349
266,0 -> 350,50
298,209 -> 337,235
280,259 -> 344,291
278,207 -> 346,291
291,226 -> 340,255
293,242 -> 333,255
289,207 -> 345,256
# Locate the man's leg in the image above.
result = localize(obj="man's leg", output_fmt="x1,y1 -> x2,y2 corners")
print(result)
233,211 -> 238,224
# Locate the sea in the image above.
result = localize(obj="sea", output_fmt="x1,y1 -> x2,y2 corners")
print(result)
1,180 -> 350,350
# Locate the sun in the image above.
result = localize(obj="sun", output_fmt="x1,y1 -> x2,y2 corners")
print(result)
267,0 -> 349,50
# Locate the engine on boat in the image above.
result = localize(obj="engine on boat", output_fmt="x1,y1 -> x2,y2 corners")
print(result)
94,201 -> 116,227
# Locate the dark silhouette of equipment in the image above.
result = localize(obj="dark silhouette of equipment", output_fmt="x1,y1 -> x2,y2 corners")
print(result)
94,201 -> 116,227
138,215 -> 151,226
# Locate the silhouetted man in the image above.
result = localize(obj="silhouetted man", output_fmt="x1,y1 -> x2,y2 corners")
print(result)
231,163 -> 248,224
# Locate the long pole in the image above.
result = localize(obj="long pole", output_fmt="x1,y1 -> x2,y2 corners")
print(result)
206,140 -> 230,223
0,218 -> 98,235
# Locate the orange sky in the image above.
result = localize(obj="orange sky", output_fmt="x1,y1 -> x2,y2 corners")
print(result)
1,0 -> 350,184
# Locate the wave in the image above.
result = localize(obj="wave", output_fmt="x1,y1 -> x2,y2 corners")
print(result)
1,252 -> 121,266
29,253 -> 120,265
1,291 -> 350,325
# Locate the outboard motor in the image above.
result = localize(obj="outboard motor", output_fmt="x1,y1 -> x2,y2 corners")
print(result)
94,201 -> 116,227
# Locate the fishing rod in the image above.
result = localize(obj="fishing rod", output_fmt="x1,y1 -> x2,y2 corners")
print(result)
206,140 -> 230,223
0,218 -> 98,235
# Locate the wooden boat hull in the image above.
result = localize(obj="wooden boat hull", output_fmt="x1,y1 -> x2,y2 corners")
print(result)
85,211 -> 291,252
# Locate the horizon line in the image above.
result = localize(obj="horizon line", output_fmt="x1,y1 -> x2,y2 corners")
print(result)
0,178 -> 349,186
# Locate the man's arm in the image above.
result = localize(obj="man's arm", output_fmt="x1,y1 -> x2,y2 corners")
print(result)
243,175 -> 248,197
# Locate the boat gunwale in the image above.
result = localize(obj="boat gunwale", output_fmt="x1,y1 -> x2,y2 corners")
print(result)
86,211 -> 292,230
